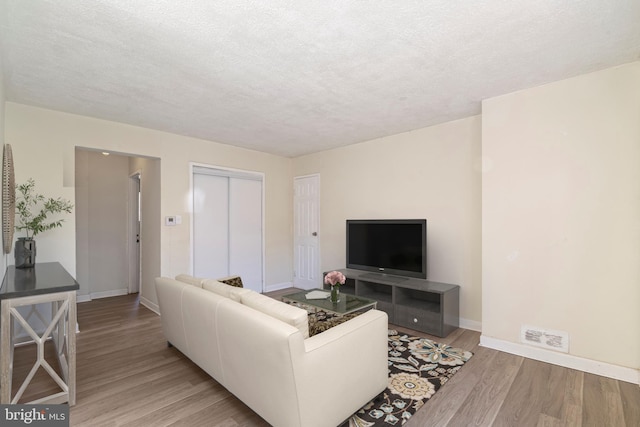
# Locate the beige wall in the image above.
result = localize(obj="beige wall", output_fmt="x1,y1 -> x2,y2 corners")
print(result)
76,150 -> 130,298
482,61 -> 640,370
0,57 -> 4,145
0,55 -> 6,273
4,103 -> 294,308
129,156 -> 161,307
293,116 -> 483,327
74,149 -> 89,296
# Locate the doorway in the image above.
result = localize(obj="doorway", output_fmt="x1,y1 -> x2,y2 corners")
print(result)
293,174 -> 320,290
75,148 -> 161,307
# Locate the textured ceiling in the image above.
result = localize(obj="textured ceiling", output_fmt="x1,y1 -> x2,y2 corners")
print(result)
1,1 -> 639,157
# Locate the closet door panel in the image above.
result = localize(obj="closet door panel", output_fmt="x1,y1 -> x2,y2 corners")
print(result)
193,173 -> 229,278
229,178 -> 262,292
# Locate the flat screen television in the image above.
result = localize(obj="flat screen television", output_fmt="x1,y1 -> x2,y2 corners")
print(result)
346,219 -> 427,279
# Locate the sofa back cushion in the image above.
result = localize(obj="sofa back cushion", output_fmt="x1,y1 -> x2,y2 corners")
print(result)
241,291 -> 309,339
175,274 -> 205,287
202,279 -> 250,302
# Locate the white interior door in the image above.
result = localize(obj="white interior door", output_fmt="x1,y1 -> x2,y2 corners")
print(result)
293,175 -> 320,290
193,166 -> 263,292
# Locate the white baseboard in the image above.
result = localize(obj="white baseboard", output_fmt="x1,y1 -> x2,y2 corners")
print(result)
76,289 -> 159,323
76,289 -> 158,315
460,317 -> 482,332
481,335 -> 639,384
77,289 -> 129,303
140,297 -> 159,315
264,281 -> 293,293
91,289 -> 129,299
76,294 -> 91,303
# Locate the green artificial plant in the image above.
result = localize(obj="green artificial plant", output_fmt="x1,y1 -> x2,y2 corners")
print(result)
15,178 -> 74,239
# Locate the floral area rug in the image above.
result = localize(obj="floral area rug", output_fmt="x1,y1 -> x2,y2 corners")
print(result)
284,301 -> 473,426
343,330 -> 473,427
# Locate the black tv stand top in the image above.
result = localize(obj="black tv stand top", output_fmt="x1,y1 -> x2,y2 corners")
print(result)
359,272 -> 409,283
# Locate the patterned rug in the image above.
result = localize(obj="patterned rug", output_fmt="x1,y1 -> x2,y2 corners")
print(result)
343,330 -> 473,427
286,302 -> 473,426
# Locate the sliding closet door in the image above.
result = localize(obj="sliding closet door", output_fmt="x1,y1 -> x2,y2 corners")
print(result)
228,178 -> 262,289
193,173 -> 229,278
192,167 -> 263,292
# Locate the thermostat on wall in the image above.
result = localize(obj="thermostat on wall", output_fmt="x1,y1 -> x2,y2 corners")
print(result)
165,215 -> 182,226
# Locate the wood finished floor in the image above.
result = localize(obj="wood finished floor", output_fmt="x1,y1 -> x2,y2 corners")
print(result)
13,291 -> 640,426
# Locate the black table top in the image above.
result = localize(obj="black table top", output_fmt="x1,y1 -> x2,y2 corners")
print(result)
0,262 -> 79,299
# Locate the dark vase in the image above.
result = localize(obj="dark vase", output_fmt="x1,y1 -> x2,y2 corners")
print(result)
15,237 -> 36,268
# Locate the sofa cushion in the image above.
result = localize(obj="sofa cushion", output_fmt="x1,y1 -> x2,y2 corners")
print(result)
217,275 -> 244,288
241,291 -> 309,339
202,279 -> 250,302
175,274 -> 205,287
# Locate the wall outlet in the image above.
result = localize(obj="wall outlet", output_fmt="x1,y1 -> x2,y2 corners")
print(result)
520,325 -> 569,353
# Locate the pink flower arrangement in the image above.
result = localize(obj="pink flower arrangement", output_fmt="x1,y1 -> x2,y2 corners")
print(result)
324,270 -> 346,287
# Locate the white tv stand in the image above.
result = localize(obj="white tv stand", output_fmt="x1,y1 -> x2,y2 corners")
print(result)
324,268 -> 459,337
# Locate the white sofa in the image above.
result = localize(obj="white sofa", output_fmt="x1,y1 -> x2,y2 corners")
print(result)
155,275 -> 389,427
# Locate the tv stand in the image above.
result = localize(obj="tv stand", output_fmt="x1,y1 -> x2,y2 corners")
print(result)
324,268 -> 459,337
359,272 -> 408,283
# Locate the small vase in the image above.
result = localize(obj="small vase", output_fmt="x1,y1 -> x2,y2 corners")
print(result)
15,237 -> 37,268
330,285 -> 340,303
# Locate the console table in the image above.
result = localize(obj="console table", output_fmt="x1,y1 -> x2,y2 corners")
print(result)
324,269 -> 459,337
0,262 -> 79,405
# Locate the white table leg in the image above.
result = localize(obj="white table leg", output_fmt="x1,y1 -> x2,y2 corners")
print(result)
1,299 -> 13,403
67,291 -> 76,405
0,291 -> 77,405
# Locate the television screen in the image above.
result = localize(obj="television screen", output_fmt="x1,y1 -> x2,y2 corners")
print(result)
346,219 -> 426,279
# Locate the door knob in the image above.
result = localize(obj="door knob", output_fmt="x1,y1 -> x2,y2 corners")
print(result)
312,232 -> 318,236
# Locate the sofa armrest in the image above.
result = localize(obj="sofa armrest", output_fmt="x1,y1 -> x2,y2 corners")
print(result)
155,277 -> 190,353
294,309 -> 388,427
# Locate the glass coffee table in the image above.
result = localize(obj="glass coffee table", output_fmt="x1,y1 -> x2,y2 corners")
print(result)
282,288 -> 377,315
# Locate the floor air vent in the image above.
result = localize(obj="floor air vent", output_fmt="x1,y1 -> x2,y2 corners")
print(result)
520,325 -> 569,353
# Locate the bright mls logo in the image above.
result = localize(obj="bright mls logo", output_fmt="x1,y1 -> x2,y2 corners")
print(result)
0,405 -> 68,426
